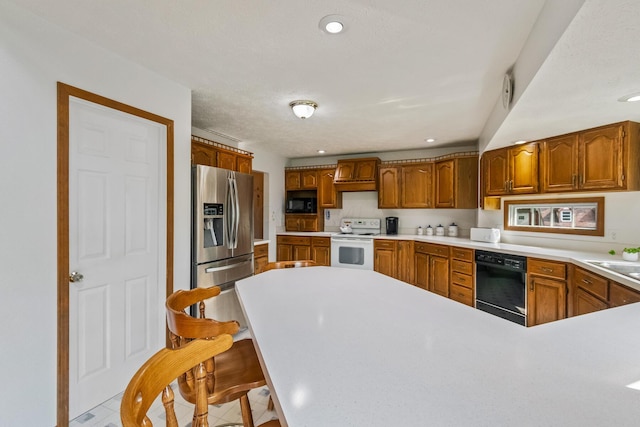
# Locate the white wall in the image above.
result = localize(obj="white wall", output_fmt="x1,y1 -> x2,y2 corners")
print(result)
0,2 -> 192,425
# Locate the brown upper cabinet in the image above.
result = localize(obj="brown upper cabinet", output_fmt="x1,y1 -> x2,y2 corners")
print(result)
540,121 -> 640,193
378,163 -> 433,209
434,156 -> 478,208
191,138 -> 253,173
285,169 -> 318,190
333,157 -> 380,191
317,168 -> 342,209
483,143 -> 538,196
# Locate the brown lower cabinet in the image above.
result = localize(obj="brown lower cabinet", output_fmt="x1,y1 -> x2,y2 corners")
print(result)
374,240 -> 414,283
254,243 -> 269,274
570,265 -> 640,317
276,235 -> 330,266
527,258 -> 567,326
414,242 -> 450,298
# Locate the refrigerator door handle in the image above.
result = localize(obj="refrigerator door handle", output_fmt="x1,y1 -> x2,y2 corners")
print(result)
233,173 -> 240,248
204,258 -> 253,273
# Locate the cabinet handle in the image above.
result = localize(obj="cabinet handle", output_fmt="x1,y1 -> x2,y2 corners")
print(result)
509,180 -> 513,192
504,181 -> 508,191
530,279 -> 534,292
582,278 -> 592,285
540,267 -> 553,273
572,174 -> 577,187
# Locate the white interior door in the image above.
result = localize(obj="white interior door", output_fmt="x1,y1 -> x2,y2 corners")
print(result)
68,97 -> 166,418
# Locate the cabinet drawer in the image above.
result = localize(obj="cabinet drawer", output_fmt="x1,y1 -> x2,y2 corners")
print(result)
451,271 -> 474,289
277,236 -> 311,246
451,259 -> 473,275
574,267 -> 608,300
609,282 -> 640,307
529,258 -> 566,280
414,242 -> 430,254
450,247 -> 473,262
254,243 -> 268,257
374,239 -> 396,250
423,243 -> 449,257
450,283 -> 474,307
311,237 -> 330,247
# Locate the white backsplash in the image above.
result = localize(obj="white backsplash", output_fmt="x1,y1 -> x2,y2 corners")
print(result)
477,190 -> 640,255
324,192 -> 477,236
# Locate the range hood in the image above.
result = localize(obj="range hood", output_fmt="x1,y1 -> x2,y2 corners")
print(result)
333,157 -> 380,191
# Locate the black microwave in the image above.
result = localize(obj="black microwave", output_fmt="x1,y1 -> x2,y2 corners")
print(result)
286,197 -> 317,213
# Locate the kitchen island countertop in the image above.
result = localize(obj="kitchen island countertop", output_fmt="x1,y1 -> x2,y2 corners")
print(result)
237,267 -> 640,426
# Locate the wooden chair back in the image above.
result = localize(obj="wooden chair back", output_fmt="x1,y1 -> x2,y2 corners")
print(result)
263,260 -> 317,271
166,287 -> 239,344
120,336 -> 233,427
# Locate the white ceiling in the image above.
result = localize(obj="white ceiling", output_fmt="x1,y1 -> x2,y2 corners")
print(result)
11,0 -> 640,158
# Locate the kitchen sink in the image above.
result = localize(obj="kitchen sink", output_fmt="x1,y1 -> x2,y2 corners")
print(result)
586,260 -> 640,280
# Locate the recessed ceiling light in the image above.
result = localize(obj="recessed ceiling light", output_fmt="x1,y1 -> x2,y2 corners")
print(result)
619,92 -> 640,102
513,140 -> 528,145
425,138 -> 435,143
319,15 -> 346,34
317,150 -> 326,154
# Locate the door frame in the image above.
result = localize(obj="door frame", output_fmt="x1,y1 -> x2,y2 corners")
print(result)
56,82 -> 174,426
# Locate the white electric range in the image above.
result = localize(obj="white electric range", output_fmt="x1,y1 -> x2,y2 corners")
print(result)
330,218 -> 381,270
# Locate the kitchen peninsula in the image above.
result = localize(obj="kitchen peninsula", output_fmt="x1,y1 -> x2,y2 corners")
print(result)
237,267 -> 640,426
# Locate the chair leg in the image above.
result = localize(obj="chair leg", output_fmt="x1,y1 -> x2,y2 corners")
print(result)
267,396 -> 274,411
239,393 -> 255,427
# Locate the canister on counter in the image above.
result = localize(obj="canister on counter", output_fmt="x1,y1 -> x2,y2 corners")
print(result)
435,224 -> 445,236
448,223 -> 458,237
426,225 -> 433,236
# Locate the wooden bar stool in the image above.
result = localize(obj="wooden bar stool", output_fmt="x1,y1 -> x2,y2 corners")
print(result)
166,287 -> 279,427
263,260 -> 317,271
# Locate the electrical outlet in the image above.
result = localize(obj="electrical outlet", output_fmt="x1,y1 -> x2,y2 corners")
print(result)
326,210 -> 330,220
271,211 -> 276,221
611,231 -> 617,240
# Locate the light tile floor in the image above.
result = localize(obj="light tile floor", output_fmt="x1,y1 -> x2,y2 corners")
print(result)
70,384 -> 278,427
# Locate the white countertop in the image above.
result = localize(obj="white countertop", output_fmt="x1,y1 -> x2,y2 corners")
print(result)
277,232 -> 640,292
237,267 -> 640,426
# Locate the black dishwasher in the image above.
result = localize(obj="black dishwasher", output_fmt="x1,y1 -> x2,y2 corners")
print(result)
475,250 -> 527,326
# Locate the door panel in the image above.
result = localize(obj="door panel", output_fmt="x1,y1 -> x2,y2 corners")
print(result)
69,97 -> 164,418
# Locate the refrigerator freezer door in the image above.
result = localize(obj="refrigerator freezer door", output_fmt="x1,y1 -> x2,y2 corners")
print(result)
196,254 -> 254,290
230,170 -> 254,258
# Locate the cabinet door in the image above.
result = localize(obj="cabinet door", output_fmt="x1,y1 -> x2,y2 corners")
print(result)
285,171 -> 301,190
354,160 -> 378,180
573,287 -> 608,317
429,256 -> 449,297
401,164 -> 432,208
254,256 -> 268,274
318,169 -> 341,208
292,244 -> 311,261
277,243 -> 292,261
541,135 -> 578,193
414,253 -> 429,289
483,149 -> 509,196
609,282 -> 640,307
374,240 -> 397,278
236,156 -> 252,173
284,216 -> 300,231
301,170 -> 318,189
508,143 -> 539,194
191,142 -> 216,166
397,240 -> 414,283
434,160 -> 454,208
334,162 -> 355,181
528,276 -> 567,326
378,166 -> 400,208
217,150 -> 237,171
299,216 -> 318,232
311,245 -> 330,266
579,123 -> 625,190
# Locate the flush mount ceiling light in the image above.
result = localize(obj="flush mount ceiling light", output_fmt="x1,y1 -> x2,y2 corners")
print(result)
513,139 -> 528,145
289,100 -> 318,119
319,14 -> 346,34
425,138 -> 436,143
618,92 -> 640,102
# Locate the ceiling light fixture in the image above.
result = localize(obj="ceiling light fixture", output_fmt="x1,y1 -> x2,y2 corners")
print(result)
317,150 -> 326,154
513,140 -> 528,145
289,100 -> 318,119
319,15 -> 346,34
618,92 -> 640,102
425,138 -> 435,143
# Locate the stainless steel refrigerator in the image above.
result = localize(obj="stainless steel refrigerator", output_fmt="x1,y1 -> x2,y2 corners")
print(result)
191,165 -> 254,324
